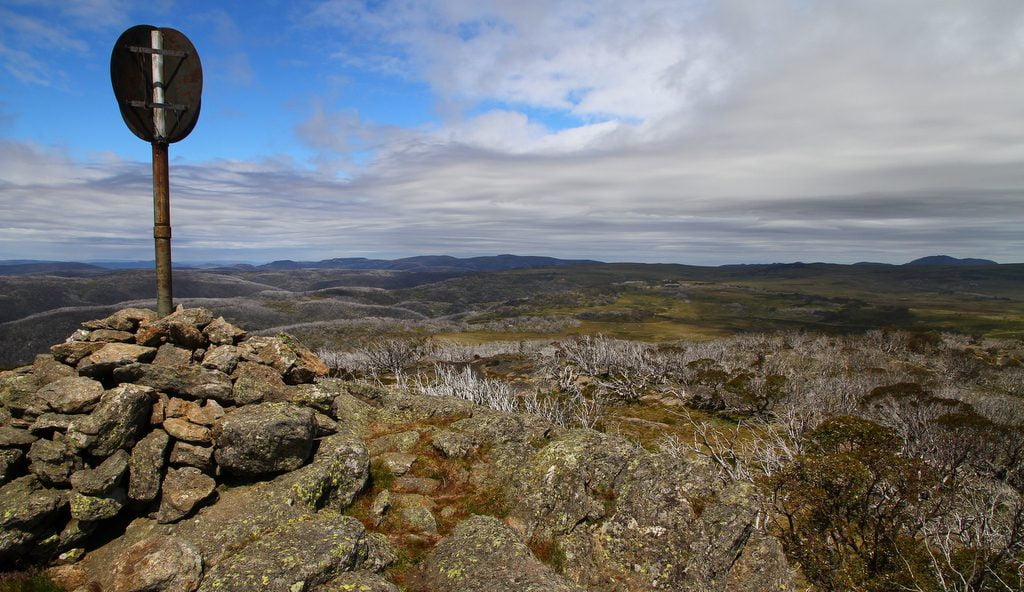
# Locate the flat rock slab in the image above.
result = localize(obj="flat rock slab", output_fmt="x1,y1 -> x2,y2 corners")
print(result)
110,534 -> 203,592
196,512 -> 373,592
376,452 -> 417,476
36,376 -> 104,414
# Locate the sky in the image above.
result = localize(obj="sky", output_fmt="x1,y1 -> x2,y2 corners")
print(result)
1,0 -> 1023,265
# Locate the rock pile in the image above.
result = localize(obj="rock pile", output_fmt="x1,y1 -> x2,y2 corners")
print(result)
0,306 -> 333,565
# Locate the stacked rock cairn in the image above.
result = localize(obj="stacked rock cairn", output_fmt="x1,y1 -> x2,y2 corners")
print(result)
0,307 -> 334,566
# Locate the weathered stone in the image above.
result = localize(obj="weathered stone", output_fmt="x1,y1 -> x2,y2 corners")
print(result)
163,418 -> 212,444
128,429 -> 170,503
165,397 -> 200,419
196,512 -> 380,592
203,317 -> 246,346
37,376 -> 104,414
185,399 -> 224,427
200,345 -> 239,374
279,433 -> 369,511
112,363 -> 233,402
67,384 -> 154,457
680,481 -> 767,591
31,412 -> 85,435
83,308 -> 157,332
77,343 -> 158,377
70,489 -> 125,521
0,475 -> 68,562
287,383 -> 336,413
237,335 -> 329,385
421,515 -> 584,592
397,504 -> 437,534
70,450 -> 129,496
169,442 -> 214,472
57,520 -> 97,556
285,341 -> 331,385
430,429 -> 477,458
370,490 -> 391,526
151,393 -> 169,425
0,424 -> 38,446
1,448 -> 24,484
28,435 -> 82,486
231,361 -> 289,405
376,452 -> 417,476
136,308 -> 215,347
367,430 -> 420,455
168,322 -> 208,350
152,344 -> 193,367
50,341 -> 104,365
212,402 -> 315,476
156,467 -> 216,523
110,535 -> 203,592
317,572 -> 400,592
313,412 -> 339,436
0,371 -> 44,417
723,532 -> 794,592
87,329 -> 135,343
32,354 -> 76,386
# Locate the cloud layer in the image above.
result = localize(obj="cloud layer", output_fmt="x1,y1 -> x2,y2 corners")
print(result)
1,1 -> 1023,264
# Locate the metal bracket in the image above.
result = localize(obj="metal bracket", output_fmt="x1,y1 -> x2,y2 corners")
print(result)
128,45 -> 188,58
129,100 -> 188,112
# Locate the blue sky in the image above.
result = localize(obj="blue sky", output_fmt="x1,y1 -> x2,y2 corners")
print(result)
1,0 -> 1023,264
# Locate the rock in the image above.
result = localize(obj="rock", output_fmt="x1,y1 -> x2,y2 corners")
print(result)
313,412 -> 339,436
200,345 -> 239,374
112,363 -> 233,402
67,384 -> 154,457
0,475 -> 68,562
0,424 -> 38,446
28,435 -> 82,486
37,376 -> 104,414
1,448 -> 25,484
212,402 -> 315,476
71,450 -> 129,495
421,515 -> 584,592
32,355 -> 77,386
163,418 -> 212,444
430,429 -> 477,458
722,532 -> 794,592
288,383 -> 336,414
680,481 -> 765,591
279,433 -> 369,510
151,393 -> 168,425
367,430 -> 420,455
203,317 -> 246,346
57,520 -> 97,554
377,452 -> 417,476
165,397 -> 200,419
87,329 -> 135,343
128,429 -> 170,503
398,504 -> 438,534
0,371 -> 44,417
371,490 -> 391,526
185,400 -> 224,426
153,344 -> 193,367
50,341 -> 104,365
170,442 -> 214,472
316,572 -> 399,592
77,343 -> 158,377
196,512 -> 382,592
168,323 -> 208,350
135,308 -> 215,347
31,412 -> 84,435
230,361 -> 289,405
156,467 -> 216,523
83,308 -> 157,332
70,489 -> 125,521
110,535 -> 203,592
237,335 -> 328,385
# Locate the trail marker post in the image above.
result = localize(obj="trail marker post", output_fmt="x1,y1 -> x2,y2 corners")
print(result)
111,25 -> 202,317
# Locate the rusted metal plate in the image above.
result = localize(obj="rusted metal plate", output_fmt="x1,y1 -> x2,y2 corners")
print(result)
110,25 -> 202,143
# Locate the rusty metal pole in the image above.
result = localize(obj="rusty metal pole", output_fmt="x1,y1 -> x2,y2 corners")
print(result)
152,141 -> 173,317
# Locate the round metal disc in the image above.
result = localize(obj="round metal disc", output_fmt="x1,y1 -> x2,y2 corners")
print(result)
110,25 -> 203,144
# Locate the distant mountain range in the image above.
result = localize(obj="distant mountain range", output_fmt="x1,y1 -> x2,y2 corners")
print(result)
0,254 -> 1003,277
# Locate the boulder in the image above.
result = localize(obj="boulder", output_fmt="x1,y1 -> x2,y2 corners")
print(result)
67,384 -> 154,457
200,345 -> 239,374
237,335 -> 328,385
196,512 -> 383,592
28,435 -> 82,486
367,430 -> 420,455
112,364 -> 232,402
156,467 -> 217,523
376,452 -> 417,476
83,308 -> 157,333
0,371 -> 44,417
31,412 -> 84,435
135,308 -> 215,347
0,475 -> 68,562
316,572 -> 399,592
0,448 -> 25,484
77,343 -> 158,377
212,402 -> 315,476
162,418 -> 212,445
110,535 -> 203,592
69,489 -> 126,521
50,341 -> 104,366
203,317 -> 246,346
37,376 -> 104,414
128,429 -> 170,503
279,433 -> 369,511
420,515 -> 584,592
87,329 -> 135,343
31,355 -> 77,386
153,344 -> 193,367
169,442 -> 214,473
71,449 -> 129,495
230,362 -> 289,405
0,425 -> 38,447
430,429 -> 477,458
165,397 -> 200,419
185,400 -> 225,427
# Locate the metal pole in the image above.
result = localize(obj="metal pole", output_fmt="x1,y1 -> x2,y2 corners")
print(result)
150,29 -> 172,317
152,142 -> 173,317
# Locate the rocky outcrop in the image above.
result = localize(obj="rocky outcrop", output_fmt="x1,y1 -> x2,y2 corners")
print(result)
2,307 -> 794,592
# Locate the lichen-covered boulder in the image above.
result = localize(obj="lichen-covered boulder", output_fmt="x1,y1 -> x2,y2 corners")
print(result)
230,361 -> 289,405
203,317 -> 246,346
0,475 -> 69,562
83,308 -> 158,333
315,572 -> 399,592
69,489 -> 125,521
71,449 -> 129,495
28,434 -> 82,486
128,428 -> 170,503
196,512 -> 385,592
110,535 -> 203,592
212,402 -> 315,476
77,343 -> 158,377
112,364 -> 232,402
67,384 -> 154,457
420,515 -> 584,592
280,433 -> 369,510
37,376 -> 104,415
156,467 -> 217,524
237,335 -> 329,385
